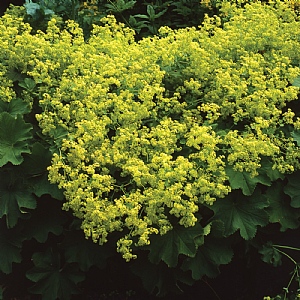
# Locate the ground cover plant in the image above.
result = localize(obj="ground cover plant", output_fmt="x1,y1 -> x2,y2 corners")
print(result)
1,1 -> 300,299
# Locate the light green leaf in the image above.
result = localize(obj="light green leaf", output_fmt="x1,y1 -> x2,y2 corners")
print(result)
225,165 -> 271,196
266,182 -> 300,232
26,249 -> 85,300
0,112 -> 32,167
0,170 -> 36,228
292,76 -> 300,88
147,223 -> 204,267
291,130 -> 300,147
284,171 -> 300,208
210,190 -> 269,239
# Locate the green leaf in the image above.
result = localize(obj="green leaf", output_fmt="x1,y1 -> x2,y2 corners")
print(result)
18,78 -> 36,91
131,259 -> 194,297
0,98 -> 31,117
259,241 -> 282,267
0,169 -> 36,228
284,171 -> 300,208
225,165 -> 271,196
21,142 -> 64,200
181,236 -> 233,280
292,76 -> 300,88
26,249 -> 85,300
210,190 -> 269,239
147,223 -> 204,267
0,220 -> 24,274
266,182 -> 300,232
0,112 -> 32,167
259,157 -> 284,182
22,197 -> 65,243
61,230 -> 114,271
291,130 -> 300,147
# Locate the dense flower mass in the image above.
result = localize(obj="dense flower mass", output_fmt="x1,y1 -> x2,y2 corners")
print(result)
1,2 -> 300,260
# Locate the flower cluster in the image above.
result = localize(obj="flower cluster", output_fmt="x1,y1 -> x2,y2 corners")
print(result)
2,2 -> 300,260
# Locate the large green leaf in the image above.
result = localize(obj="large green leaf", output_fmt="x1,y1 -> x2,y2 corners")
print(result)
0,112 -> 32,167
225,165 -> 271,196
210,190 -> 269,239
26,249 -> 85,300
147,223 -> 204,267
266,182 -> 300,232
61,230 -> 114,271
0,169 -> 36,228
0,220 -> 25,274
284,171 -> 300,208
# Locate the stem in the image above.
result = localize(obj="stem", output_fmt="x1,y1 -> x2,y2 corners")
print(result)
202,278 -> 221,300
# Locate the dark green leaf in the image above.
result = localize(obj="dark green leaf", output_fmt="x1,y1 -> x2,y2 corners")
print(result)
0,112 -> 32,167
22,142 -> 64,200
22,198 -> 65,243
284,171 -> 300,208
131,259 -> 193,297
211,190 -> 269,239
266,182 -> 300,232
0,98 -> 31,117
0,221 -> 24,273
259,241 -> 282,267
181,234 -> 233,280
61,230 -> 114,271
147,223 -> 204,267
26,249 -> 85,300
225,165 -> 271,196
0,169 -> 36,228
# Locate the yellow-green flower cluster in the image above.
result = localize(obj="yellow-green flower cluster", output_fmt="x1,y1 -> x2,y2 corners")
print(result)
2,1 -> 300,260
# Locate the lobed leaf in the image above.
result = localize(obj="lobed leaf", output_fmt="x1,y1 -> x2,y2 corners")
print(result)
147,223 -> 204,267
0,112 -> 32,167
210,190 -> 269,240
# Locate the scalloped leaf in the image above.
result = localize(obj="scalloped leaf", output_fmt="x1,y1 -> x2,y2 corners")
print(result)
181,235 -> 233,280
26,249 -> 85,300
266,182 -> 300,232
0,98 -> 31,117
22,197 -> 65,243
147,223 -> 204,267
0,112 -> 32,167
284,171 -> 300,208
0,169 -> 36,228
210,190 -> 269,239
225,165 -> 271,196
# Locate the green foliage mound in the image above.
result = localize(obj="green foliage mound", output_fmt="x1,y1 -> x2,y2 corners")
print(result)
1,1 -> 300,298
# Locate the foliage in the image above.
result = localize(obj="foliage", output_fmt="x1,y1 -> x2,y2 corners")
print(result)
1,1 -> 300,299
